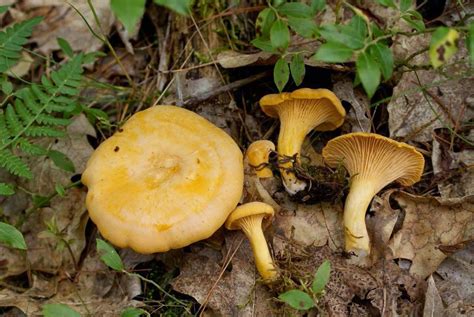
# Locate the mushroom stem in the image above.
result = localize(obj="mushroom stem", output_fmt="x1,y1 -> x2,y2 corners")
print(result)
238,215 -> 277,282
343,178 -> 376,256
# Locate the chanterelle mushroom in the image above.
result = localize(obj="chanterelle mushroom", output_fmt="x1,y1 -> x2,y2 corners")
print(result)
322,132 -> 424,257
82,106 -> 244,254
245,140 -> 276,178
259,88 -> 345,195
225,202 -> 277,282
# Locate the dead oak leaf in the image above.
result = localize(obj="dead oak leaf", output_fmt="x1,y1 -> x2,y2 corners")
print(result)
388,192 -> 474,278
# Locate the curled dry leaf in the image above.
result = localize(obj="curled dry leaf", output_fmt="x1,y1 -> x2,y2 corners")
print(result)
216,50 -> 274,69
22,0 -> 114,54
423,275 -> 445,317
388,191 -> 474,278
171,233 -> 275,316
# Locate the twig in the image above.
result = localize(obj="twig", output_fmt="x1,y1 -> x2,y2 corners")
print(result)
183,71 -> 270,106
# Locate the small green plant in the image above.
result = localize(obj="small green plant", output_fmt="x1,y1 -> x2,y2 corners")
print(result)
252,1 -> 473,99
278,260 -> 331,311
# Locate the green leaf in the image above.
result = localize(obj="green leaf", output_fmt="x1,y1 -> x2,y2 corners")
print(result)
272,0 -> 285,7
47,150 -> 75,173
97,238 -> 124,271
429,27 -> 460,69
287,17 -> 318,38
313,42 -> 353,63
0,222 -> 27,250
251,37 -> 275,53
256,8 -> 276,38
57,38 -> 74,58
1,80 -> 13,94
375,0 -> 396,8
279,290 -> 315,311
55,184 -> 66,197
290,54 -> 305,86
402,10 -> 425,31
0,5 -> 9,14
153,0 -> 191,16
42,304 -> 80,317
33,195 -> 50,208
121,307 -> 147,317
111,0 -> 146,33
400,0 -> 412,12
468,23 -> 474,64
277,2 -> 312,18
356,51 -> 381,98
270,20 -> 290,51
311,0 -> 326,13
346,15 -> 367,40
368,43 -> 393,80
318,24 -> 364,49
273,58 -> 289,92
0,183 -> 14,196
312,260 -> 331,293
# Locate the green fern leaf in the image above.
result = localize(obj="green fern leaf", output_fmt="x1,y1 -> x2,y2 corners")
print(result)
0,111 -> 9,141
0,182 -> 15,196
0,17 -> 42,72
13,99 -> 34,124
0,149 -> 32,179
36,114 -> 70,126
5,104 -> 22,135
24,126 -> 64,138
18,138 -> 47,156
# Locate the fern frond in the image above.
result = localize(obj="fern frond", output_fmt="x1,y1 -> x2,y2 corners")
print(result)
24,126 -> 65,138
0,182 -> 15,196
0,149 -> 32,179
5,104 -> 22,135
0,17 -> 42,72
0,111 -> 9,143
18,138 -> 47,156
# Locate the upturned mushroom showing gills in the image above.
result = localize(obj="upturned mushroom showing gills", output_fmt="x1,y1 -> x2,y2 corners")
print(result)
82,106 -> 244,254
259,88 -> 345,195
225,202 -> 277,282
322,133 -> 424,257
245,140 -> 275,178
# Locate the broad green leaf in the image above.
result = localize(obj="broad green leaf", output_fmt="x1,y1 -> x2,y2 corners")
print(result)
277,2 -> 312,18
290,54 -> 305,86
346,15 -> 367,40
368,43 -> 393,80
121,307 -> 147,317
57,38 -> 74,58
375,0 -> 396,8
153,0 -> 191,16
402,11 -> 425,31
270,20 -> 290,51
311,0 -> 326,13
0,183 -> 14,196
0,222 -> 26,250
468,23 -> 474,64
429,27 -> 460,69
279,290 -> 315,311
318,24 -> 364,49
42,304 -> 80,317
400,0 -> 412,12
272,0 -> 285,7
256,8 -> 276,38
313,42 -> 353,63
251,37 -> 275,53
312,260 -> 331,293
97,238 -> 124,271
47,150 -> 75,173
287,16 -> 318,38
356,51 -> 380,98
111,0 -> 146,33
0,5 -> 9,14
274,58 -> 289,92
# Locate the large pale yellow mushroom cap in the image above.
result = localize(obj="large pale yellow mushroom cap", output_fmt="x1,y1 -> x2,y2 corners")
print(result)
82,106 -> 244,254
259,88 -> 345,194
225,202 -> 277,282
322,132 -> 424,257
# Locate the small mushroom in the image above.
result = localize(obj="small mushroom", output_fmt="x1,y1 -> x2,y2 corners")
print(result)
259,88 -> 345,194
322,132 -> 424,257
225,202 -> 277,282
245,140 -> 275,178
82,106 -> 244,254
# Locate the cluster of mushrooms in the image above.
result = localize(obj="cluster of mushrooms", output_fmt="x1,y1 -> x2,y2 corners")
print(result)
82,88 -> 425,285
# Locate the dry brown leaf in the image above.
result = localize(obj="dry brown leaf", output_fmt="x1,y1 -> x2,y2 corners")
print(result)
21,0 -> 114,54
172,233 -> 275,316
216,50 -> 273,69
388,192 -> 474,278
423,275 -> 444,317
